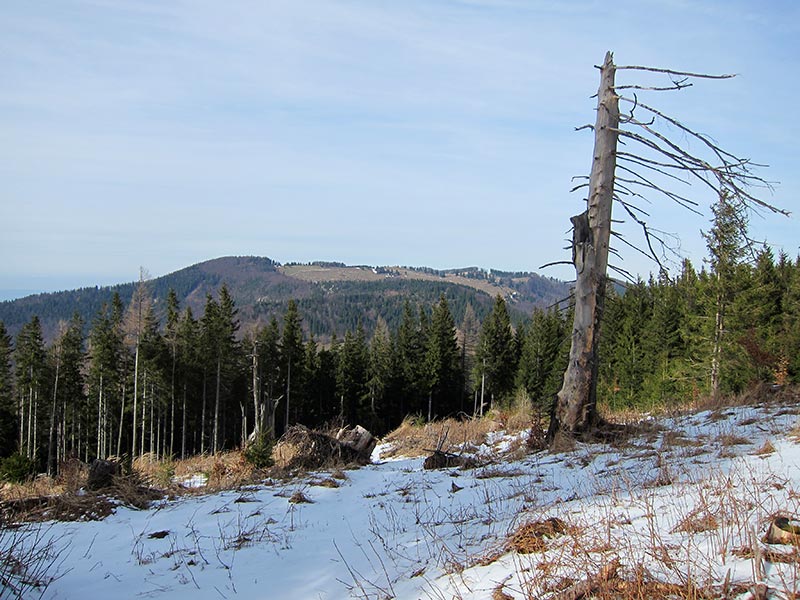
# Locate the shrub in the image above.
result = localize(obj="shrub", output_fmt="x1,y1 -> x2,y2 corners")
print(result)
0,453 -> 37,483
244,433 -> 274,469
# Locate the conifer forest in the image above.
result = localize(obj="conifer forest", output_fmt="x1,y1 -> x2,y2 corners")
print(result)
0,203 -> 798,477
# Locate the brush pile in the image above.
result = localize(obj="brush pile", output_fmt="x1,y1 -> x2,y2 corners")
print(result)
272,425 -> 376,470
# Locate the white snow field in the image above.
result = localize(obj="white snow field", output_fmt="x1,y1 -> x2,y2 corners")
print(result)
14,400 -> 800,599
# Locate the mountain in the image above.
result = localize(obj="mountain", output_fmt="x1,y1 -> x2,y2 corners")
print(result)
0,256 -> 570,340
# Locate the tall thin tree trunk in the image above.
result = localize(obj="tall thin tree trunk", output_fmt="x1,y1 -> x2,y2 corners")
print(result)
711,282 -> 724,401
141,371 -> 147,458
479,359 -> 486,418
551,51 -> 619,438
132,344 -> 139,459
96,373 -> 103,460
170,351 -> 176,457
149,382 -> 154,457
47,359 -> 60,475
213,358 -> 221,454
427,391 -> 432,422
284,358 -> 291,432
251,343 -> 260,440
32,390 -> 38,463
116,383 -> 125,458
200,372 -> 207,454
181,382 -> 187,459
26,379 -> 33,459
19,392 -> 25,456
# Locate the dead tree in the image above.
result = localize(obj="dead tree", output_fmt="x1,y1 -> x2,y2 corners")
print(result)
548,51 -> 785,441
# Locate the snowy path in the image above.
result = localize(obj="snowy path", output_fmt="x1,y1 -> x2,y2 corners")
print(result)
22,402 -> 800,599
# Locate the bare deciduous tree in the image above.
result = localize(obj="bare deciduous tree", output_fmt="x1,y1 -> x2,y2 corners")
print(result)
548,52 -> 786,441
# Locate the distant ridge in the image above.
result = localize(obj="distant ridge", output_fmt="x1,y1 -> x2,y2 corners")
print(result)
0,256 -> 569,340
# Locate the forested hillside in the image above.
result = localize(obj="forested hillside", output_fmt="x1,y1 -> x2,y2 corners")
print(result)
0,256 -> 567,342
0,231 -> 797,478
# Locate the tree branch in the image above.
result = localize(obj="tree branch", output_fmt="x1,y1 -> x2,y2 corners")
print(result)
616,65 -> 736,79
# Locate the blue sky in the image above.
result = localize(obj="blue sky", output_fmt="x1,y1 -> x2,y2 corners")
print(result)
1,1 -> 798,299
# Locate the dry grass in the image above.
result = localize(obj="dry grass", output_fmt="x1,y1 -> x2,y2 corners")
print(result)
0,450 -> 262,525
671,509 -> 719,534
380,394 -> 538,460
169,450 -> 258,490
509,518 -> 568,554
310,477 -> 340,488
288,491 -> 313,504
716,432 -> 753,447
754,440 -> 777,456
380,415 -> 504,459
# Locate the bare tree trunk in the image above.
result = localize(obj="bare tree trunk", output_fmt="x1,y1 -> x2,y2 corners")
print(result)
132,344 -> 139,459
26,377 -> 33,459
96,374 -> 103,460
181,382 -> 187,459
551,51 -> 619,438
284,357 -> 291,432
200,372 -> 207,454
149,382 -> 154,457
116,383 -> 125,458
213,358 -> 221,455
170,351 -> 175,457
140,371 -> 147,458
710,274 -> 724,401
32,390 -> 38,463
47,359 -> 60,475
251,342 -> 260,440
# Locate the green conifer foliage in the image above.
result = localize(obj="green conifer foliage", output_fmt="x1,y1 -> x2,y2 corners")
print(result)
516,307 -> 565,409
87,303 -> 124,462
424,294 -> 462,420
0,322 -> 16,458
474,295 -> 517,409
337,324 -> 369,426
15,316 -> 46,462
280,299 -> 305,433
367,317 -> 392,431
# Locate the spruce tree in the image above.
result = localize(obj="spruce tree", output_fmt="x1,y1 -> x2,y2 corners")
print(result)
176,307 -> 200,457
165,289 -> 180,456
47,313 -> 85,475
395,301 -> 425,417
280,299 -> 304,433
367,317 -> 392,431
0,322 -> 15,458
15,316 -> 46,461
517,307 -> 564,409
459,304 -> 480,413
87,303 -> 123,461
424,294 -> 461,420
703,193 -> 749,398
337,323 -> 369,426
474,295 -> 516,411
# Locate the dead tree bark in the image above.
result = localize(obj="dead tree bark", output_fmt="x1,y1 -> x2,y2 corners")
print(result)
550,51 -> 619,438
547,51 -> 783,442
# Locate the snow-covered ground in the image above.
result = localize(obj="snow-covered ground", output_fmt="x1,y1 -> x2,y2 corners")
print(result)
15,401 -> 800,599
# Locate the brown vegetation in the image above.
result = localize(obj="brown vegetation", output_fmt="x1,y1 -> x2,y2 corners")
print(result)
272,425 -> 374,471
